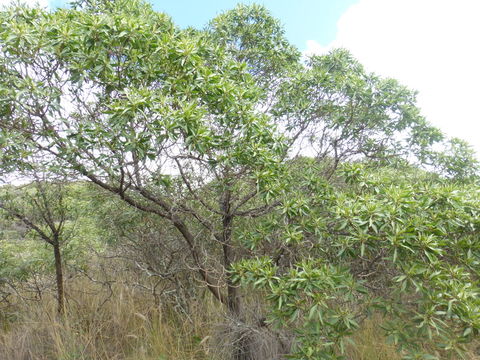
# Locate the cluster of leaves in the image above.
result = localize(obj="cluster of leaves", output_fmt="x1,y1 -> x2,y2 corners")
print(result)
233,161 -> 480,359
232,257 -> 364,360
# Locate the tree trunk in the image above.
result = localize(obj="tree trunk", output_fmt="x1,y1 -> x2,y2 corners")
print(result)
224,237 -> 241,316
223,228 -> 252,360
221,187 -> 253,360
53,241 -> 65,315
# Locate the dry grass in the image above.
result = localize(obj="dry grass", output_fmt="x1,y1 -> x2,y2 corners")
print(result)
0,278 -> 217,360
345,316 -> 401,360
346,315 -> 480,360
1,277 -> 479,360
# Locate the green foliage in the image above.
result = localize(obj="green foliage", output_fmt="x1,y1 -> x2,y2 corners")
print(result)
0,182 -> 103,288
233,162 -> 480,359
0,1 -> 479,359
429,138 -> 479,182
0,238 -> 52,283
273,49 -> 446,167
208,3 -> 301,91
0,0 -> 285,202
233,257 -> 364,359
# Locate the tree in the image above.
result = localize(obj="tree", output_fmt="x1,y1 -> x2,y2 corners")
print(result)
273,50 -> 443,166
0,177 -> 73,314
0,3 -> 286,357
0,0 -> 478,358
208,9 -> 478,177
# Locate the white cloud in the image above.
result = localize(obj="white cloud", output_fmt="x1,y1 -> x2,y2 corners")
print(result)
0,0 -> 49,9
304,40 -> 328,58
305,0 -> 480,156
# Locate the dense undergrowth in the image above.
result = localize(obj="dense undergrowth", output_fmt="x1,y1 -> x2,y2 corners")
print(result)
1,260 -> 479,360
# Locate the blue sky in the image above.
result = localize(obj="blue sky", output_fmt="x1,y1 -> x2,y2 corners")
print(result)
50,0 -> 358,51
150,0 -> 357,51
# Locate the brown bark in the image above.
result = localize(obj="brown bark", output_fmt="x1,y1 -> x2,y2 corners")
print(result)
223,215 -> 241,316
221,188 -> 252,360
53,240 -> 65,315
172,219 -> 226,305
221,187 -> 240,315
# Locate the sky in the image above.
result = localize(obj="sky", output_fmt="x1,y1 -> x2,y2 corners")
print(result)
2,0 -> 479,156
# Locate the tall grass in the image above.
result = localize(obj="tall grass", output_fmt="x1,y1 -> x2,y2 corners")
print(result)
1,275 -> 479,360
0,277 -> 218,360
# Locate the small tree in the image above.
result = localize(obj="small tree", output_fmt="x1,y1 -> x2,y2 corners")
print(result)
0,176 -> 73,314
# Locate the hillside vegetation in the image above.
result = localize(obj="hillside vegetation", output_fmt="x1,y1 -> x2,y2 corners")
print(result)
0,1 -> 479,359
